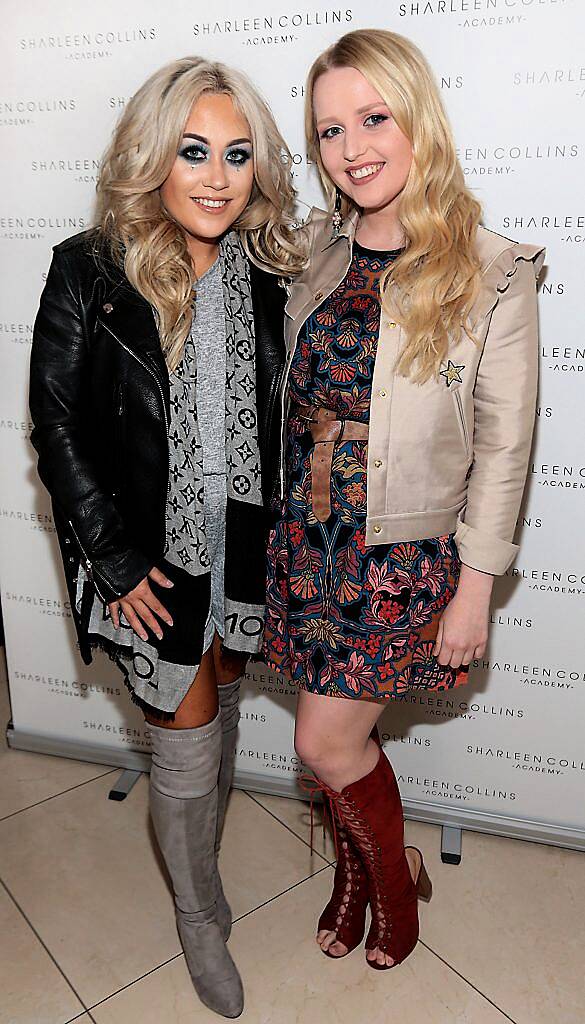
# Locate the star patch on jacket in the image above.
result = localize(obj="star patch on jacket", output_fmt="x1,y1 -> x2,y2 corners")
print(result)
440,360 -> 465,387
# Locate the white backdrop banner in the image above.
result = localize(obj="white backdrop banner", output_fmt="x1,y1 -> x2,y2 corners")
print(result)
2,1 -> 584,847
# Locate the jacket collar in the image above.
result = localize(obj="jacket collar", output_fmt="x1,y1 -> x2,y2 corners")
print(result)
94,252 -> 165,363
94,243 -> 283,377
319,206 -> 360,252
283,208 -> 358,337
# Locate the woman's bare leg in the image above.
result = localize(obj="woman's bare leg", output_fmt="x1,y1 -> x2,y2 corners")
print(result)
144,644 -> 219,730
143,632 -> 247,731
212,632 -> 248,686
295,689 -> 382,792
295,690 -> 399,965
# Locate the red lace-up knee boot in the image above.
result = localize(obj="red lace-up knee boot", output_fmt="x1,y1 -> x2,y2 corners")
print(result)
315,812 -> 369,957
301,724 -> 384,958
321,750 -> 431,970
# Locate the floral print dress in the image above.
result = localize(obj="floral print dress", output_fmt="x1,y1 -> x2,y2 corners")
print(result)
263,241 -> 468,701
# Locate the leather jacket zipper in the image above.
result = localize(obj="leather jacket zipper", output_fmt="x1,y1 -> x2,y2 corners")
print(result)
265,364 -> 284,501
114,382 -> 126,495
100,322 -> 170,436
266,365 -> 283,435
67,518 -> 114,603
100,321 -> 171,546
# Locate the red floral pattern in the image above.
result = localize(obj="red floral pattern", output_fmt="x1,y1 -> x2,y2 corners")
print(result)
263,243 -> 469,700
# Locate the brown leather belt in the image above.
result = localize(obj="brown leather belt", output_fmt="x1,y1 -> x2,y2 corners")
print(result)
292,403 -> 369,522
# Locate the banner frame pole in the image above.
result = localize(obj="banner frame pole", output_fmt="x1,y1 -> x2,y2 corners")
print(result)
7,724 -> 585,853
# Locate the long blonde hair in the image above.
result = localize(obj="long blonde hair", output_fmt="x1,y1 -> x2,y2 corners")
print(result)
305,29 -> 482,383
95,57 -> 305,369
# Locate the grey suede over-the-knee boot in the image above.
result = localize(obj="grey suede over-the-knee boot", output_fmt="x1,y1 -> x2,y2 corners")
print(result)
149,712 -> 244,1019
215,678 -> 241,941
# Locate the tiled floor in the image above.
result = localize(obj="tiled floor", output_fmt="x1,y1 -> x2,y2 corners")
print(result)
1,654 -> 583,1024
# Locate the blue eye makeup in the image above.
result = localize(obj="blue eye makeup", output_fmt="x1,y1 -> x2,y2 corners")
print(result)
225,146 -> 252,167
178,140 -> 252,167
179,142 -> 208,164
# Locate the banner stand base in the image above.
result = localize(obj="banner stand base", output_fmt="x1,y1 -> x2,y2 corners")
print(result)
441,825 -> 462,865
7,723 -> 152,772
7,725 -> 585,854
108,769 -> 142,802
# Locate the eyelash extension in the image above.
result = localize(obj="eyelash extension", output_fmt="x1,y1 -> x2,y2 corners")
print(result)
225,147 -> 252,166
319,113 -> 390,140
320,125 -> 342,140
364,113 -> 389,127
179,143 -> 208,163
178,144 -> 252,166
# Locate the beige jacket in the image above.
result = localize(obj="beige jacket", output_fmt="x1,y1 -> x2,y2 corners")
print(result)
279,207 -> 545,576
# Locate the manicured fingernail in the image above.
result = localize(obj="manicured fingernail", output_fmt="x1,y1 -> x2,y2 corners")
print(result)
140,633 -> 147,641
167,618 -> 174,627
156,632 -> 162,640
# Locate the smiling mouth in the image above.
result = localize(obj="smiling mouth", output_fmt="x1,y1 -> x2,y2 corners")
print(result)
190,197 -> 230,208
347,162 -> 385,181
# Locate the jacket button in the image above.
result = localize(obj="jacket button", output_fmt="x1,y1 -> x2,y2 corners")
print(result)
102,302 -> 114,313
386,321 -> 397,329
374,525 -> 382,534
378,389 -> 387,398
314,291 -> 323,301
374,459 -> 382,468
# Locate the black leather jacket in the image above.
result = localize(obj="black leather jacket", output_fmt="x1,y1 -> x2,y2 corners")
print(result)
29,230 -> 286,661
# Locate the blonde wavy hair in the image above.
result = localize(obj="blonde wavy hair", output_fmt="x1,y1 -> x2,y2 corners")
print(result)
305,29 -> 483,383
95,57 -> 306,369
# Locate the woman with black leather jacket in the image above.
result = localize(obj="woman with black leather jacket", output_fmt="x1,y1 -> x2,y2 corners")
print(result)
29,56 -> 304,1020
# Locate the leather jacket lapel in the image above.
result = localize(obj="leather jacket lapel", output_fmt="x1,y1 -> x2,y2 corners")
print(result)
96,275 -> 162,360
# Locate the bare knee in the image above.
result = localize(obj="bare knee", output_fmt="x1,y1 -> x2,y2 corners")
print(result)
294,726 -> 320,771
295,692 -> 382,790
295,723 -> 356,779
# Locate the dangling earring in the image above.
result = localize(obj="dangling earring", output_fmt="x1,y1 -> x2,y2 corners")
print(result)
331,187 -> 342,239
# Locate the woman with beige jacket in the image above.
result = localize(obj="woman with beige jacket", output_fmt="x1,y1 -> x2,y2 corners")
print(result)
263,29 -> 544,972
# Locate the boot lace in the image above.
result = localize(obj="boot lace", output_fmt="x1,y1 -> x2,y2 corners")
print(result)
301,775 -> 390,952
300,775 -> 367,935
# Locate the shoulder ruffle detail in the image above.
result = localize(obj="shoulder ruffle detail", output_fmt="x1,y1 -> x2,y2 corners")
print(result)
470,236 -> 546,327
